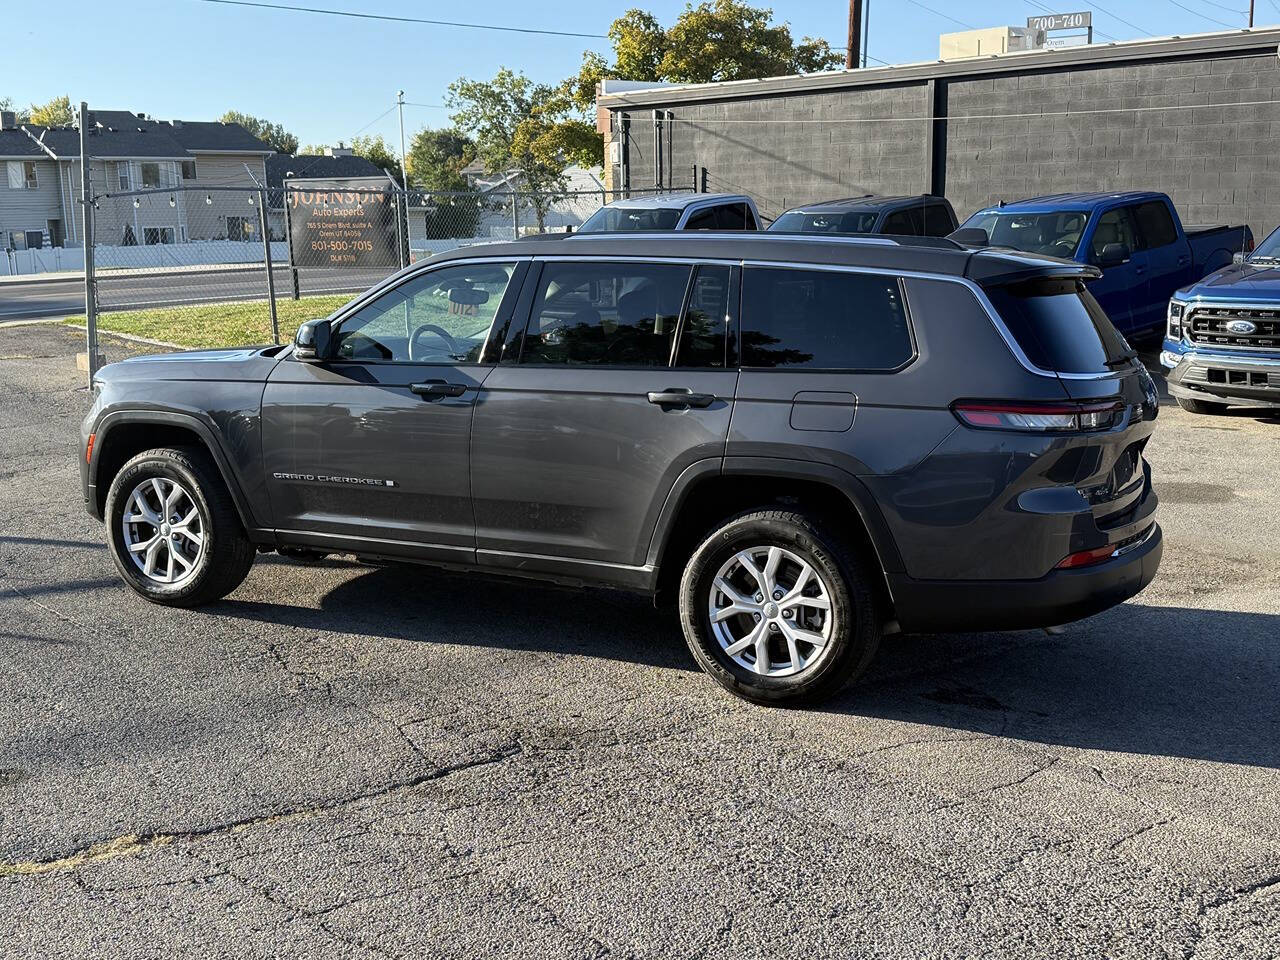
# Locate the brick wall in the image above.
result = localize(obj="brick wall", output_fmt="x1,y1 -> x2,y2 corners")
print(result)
613,48 -> 1280,239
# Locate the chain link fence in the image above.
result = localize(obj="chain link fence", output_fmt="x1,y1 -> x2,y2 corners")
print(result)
81,182 -> 687,353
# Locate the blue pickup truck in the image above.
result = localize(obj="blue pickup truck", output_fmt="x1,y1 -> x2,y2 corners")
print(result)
957,192 -> 1252,337
1161,223 -> 1280,414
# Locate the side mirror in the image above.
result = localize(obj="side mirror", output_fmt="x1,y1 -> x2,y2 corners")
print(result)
293,318 -> 331,362
949,227 -> 989,247
1096,242 -> 1130,268
1233,252 -> 1246,265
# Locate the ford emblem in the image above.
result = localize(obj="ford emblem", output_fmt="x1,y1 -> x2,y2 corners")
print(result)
1225,319 -> 1258,335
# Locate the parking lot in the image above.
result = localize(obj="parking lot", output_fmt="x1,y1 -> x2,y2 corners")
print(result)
2,322 -> 1279,958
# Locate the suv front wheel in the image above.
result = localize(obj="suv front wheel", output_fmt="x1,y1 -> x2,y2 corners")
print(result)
678,509 -> 881,705
104,446 -> 256,606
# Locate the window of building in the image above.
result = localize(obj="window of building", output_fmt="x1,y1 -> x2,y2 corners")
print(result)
144,227 -> 175,245
181,160 -> 197,181
118,162 -> 131,190
1134,201 -> 1178,249
333,262 -> 517,363
740,267 -> 913,370
6,161 -> 37,190
520,261 -> 692,366
24,230 -> 44,249
141,162 -> 162,188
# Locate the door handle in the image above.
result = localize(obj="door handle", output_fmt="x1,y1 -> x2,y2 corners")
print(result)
647,388 -> 715,408
1177,256 -> 1190,265
410,380 -> 467,400
1134,266 -> 1146,275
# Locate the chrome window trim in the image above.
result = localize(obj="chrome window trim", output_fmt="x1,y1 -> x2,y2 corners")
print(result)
740,258 -> 1115,381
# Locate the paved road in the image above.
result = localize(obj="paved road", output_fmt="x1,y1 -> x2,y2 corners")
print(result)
0,266 -> 390,321
2,324 -> 1279,958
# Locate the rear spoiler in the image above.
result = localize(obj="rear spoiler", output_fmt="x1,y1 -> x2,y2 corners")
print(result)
966,255 -> 1102,286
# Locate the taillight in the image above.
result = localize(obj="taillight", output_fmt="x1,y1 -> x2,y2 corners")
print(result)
85,433 -> 95,464
1245,234 -> 1255,253
952,401 -> 1123,433
1055,544 -> 1116,569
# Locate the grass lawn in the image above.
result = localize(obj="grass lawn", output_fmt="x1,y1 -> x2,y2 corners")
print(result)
65,294 -> 356,349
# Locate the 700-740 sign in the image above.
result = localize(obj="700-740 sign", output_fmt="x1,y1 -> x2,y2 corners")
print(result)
1027,11 -> 1092,31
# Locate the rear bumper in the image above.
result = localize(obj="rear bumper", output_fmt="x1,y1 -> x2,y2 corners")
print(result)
1161,342 -> 1280,408
887,522 -> 1162,633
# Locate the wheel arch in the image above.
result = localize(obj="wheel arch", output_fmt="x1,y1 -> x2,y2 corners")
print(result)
89,411 -> 260,535
646,456 -> 904,613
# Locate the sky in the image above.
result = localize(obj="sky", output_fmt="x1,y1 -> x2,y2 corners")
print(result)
3,0 -> 1275,150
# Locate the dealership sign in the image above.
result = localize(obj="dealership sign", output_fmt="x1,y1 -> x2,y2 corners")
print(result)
285,177 -> 399,269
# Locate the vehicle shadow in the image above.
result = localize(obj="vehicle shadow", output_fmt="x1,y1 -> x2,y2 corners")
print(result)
216,561 -> 696,673
838,602 -> 1280,769
220,563 -> 1280,768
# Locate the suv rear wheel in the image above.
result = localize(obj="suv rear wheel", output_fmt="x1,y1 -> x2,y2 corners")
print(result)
104,446 -> 256,606
678,509 -> 880,705
1175,396 -> 1229,416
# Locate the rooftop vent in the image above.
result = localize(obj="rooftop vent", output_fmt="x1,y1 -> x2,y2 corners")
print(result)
0,111 -> 16,131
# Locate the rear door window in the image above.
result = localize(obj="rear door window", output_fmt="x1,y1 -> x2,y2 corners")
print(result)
984,278 -> 1132,374
1134,200 -> 1178,249
740,267 -> 913,370
715,203 -> 748,230
684,207 -> 718,230
520,261 -> 692,366
923,204 -> 955,237
675,265 -> 732,367
882,209 -> 923,236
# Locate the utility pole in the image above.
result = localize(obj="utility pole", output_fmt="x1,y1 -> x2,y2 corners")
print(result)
862,0 -> 872,68
1248,0 -> 1254,27
846,0 -> 864,69
396,90 -> 409,190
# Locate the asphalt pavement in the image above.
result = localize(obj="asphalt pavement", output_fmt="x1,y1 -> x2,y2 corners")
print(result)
0,266 -> 388,321
2,324 -> 1279,959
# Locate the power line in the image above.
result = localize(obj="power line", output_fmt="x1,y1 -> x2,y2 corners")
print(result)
1090,2 -> 1156,36
190,0 -> 609,39
1164,0 -> 1245,26
1187,0 -> 1251,13
903,0 -> 977,29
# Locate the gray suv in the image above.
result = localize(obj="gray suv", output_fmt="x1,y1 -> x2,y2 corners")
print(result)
80,233 -> 1162,705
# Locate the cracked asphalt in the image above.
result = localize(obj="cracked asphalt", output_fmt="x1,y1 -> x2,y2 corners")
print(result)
2,323 -> 1280,958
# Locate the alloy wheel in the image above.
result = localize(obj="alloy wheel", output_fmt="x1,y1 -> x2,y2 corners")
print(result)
707,545 -> 835,678
121,477 -> 206,585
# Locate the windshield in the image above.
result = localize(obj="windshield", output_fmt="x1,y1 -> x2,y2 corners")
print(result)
1251,225 -> 1280,261
768,210 -> 879,234
962,210 -> 1091,257
578,206 -> 682,233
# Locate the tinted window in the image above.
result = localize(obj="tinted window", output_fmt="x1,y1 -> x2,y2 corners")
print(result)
1252,224 -> 1280,260
333,262 -> 515,362
742,206 -> 759,230
684,207 -> 718,230
577,206 -> 681,232
882,209 -> 923,236
715,204 -> 747,230
521,261 -> 692,366
767,210 -> 879,234
1090,208 -> 1139,259
964,211 -> 1090,256
923,203 -> 955,237
1134,200 -> 1178,249
741,268 -> 912,370
675,265 -> 731,367
985,278 -> 1132,374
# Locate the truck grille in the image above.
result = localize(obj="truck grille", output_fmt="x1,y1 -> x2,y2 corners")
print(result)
1188,306 -> 1280,351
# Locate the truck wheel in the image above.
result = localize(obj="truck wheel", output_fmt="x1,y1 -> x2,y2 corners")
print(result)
104,446 -> 256,607
678,509 -> 881,706
1176,397 -> 1229,415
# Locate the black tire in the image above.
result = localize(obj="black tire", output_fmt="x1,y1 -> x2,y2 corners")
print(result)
678,509 -> 881,706
1176,396 -> 1229,416
104,446 -> 256,607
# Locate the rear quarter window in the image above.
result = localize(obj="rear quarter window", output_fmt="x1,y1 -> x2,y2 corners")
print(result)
984,278 -> 1131,374
741,267 -> 913,370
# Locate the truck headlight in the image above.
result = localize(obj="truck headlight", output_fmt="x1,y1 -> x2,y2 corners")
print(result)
1167,300 -> 1186,339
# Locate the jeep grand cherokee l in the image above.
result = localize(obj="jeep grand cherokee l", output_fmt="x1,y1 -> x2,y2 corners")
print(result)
80,233 -> 1162,705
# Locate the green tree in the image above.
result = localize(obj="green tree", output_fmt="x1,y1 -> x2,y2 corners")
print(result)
405,127 -> 482,238
0,97 -> 30,123
218,111 -> 299,154
349,134 -> 402,182
28,95 -> 74,127
569,2 -> 841,110
448,68 -> 600,230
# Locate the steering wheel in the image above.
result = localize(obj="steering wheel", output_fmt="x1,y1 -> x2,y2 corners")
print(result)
1051,239 -> 1076,257
409,323 -> 460,361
